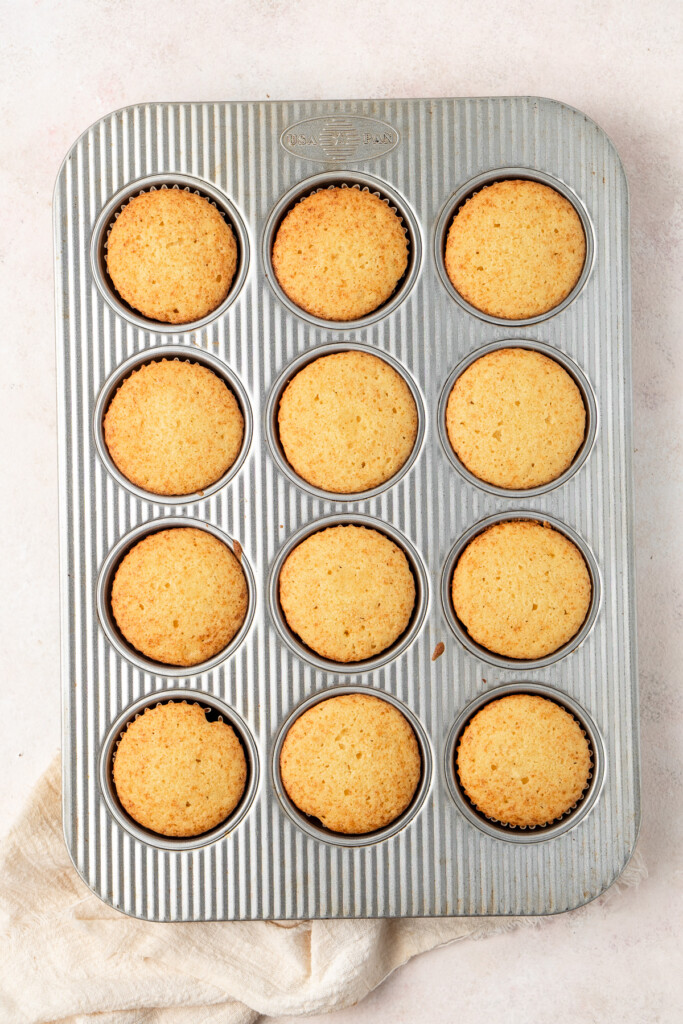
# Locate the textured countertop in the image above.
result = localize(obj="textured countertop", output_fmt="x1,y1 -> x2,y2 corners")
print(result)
1,1 -> 681,1021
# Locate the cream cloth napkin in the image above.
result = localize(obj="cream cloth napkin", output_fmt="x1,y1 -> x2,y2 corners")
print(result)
0,755 -> 646,1024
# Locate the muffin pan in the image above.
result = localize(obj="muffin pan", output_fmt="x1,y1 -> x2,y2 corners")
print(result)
55,97 -> 639,920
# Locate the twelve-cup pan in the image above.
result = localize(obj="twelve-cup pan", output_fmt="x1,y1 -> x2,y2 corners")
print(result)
93,162 -> 603,851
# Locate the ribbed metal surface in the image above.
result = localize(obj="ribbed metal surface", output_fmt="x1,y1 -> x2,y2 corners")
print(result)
54,98 -> 639,920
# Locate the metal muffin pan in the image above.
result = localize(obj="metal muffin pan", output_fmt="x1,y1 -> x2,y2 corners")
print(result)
55,97 -> 639,920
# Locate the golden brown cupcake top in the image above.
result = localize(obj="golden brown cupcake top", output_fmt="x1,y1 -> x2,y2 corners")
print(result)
279,524 -> 415,663
278,351 -> 418,493
445,179 -> 586,319
451,520 -> 591,660
280,693 -> 421,834
272,186 -> 408,321
104,358 -> 244,496
106,188 -> 237,324
456,694 -> 591,827
111,527 -> 248,667
113,701 -> 247,837
446,348 -> 586,489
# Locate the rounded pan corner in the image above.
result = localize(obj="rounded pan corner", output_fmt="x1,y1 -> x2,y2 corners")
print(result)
61,817 -> 225,922
528,96 -> 630,194
53,103 -> 139,201
62,782 -> 146,919
552,834 -> 643,916
59,808 -> 115,910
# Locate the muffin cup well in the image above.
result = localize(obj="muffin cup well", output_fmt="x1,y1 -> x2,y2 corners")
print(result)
93,344 -> 253,505
441,511 -> 601,671
262,171 -> 422,330
268,514 -> 429,674
444,682 -> 605,843
437,339 -> 598,499
265,341 -> 425,501
96,517 -> 256,677
434,167 -> 595,326
99,689 -> 259,851
272,685 -> 432,847
91,173 -> 250,332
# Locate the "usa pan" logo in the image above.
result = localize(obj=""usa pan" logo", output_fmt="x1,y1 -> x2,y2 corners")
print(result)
281,115 -> 399,164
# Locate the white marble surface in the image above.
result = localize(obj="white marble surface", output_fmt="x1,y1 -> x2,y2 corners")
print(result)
1,0 -> 681,1020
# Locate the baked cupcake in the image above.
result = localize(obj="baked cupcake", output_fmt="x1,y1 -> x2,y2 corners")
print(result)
456,694 -> 592,827
106,188 -> 238,323
451,520 -> 591,660
279,524 -> 415,663
272,186 -> 408,321
104,358 -> 244,496
445,348 -> 586,489
113,701 -> 247,836
280,693 -> 421,834
111,527 -> 248,666
444,180 -> 586,319
278,351 -> 418,493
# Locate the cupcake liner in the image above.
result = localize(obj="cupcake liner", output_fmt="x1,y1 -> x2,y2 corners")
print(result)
103,182 -> 233,259
271,684 -> 432,849
455,696 -> 595,833
263,170 -> 422,329
101,689 -> 259,852
112,698 -> 239,767
90,172 -> 249,332
437,339 -> 598,501
287,180 -> 408,238
268,512 -> 429,677
96,516 -> 257,679
440,510 -> 602,673
434,165 -> 595,328
279,182 -> 410,295
94,344 -> 253,506
102,184 -> 236,324
264,340 -> 425,503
